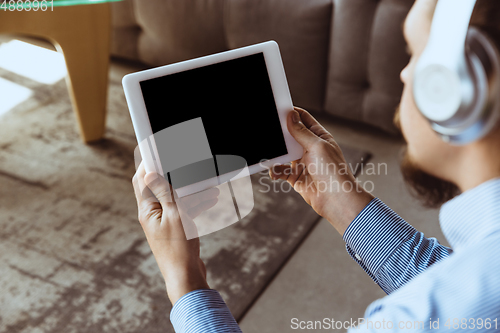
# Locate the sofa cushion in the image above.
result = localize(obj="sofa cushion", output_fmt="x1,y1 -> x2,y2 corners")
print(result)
134,0 -> 228,65
225,0 -> 333,112
325,0 -> 413,133
110,0 -> 413,134
111,0 -> 140,61
111,0 -> 332,113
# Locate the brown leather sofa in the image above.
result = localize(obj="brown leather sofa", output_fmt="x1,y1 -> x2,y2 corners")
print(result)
111,0 -> 413,134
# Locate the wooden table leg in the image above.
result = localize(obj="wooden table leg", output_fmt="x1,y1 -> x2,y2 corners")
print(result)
0,3 -> 111,143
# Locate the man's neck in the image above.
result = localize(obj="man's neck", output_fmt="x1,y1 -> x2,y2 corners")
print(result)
455,142 -> 500,192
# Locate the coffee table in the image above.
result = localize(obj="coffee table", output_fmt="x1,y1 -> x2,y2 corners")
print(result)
0,0 -> 121,142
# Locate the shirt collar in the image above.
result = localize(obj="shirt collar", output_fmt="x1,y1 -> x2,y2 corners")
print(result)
440,177 -> 500,250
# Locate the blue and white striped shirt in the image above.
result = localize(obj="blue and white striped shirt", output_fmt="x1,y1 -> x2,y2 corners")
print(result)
170,177 -> 500,332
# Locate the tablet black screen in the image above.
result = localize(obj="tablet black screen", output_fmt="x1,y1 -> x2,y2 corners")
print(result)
140,53 -> 289,181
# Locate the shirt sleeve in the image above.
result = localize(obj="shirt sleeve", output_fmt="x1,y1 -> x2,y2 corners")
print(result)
170,289 -> 242,333
343,198 -> 453,294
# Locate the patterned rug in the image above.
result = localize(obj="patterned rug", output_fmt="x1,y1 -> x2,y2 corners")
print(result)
0,61 -> 370,332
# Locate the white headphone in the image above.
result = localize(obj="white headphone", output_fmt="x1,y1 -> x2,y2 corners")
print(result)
413,0 -> 500,144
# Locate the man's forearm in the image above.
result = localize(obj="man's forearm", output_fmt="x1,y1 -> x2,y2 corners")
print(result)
342,198 -> 452,294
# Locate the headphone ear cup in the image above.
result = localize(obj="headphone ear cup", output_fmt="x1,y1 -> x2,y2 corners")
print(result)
466,28 -> 498,94
466,27 -> 500,136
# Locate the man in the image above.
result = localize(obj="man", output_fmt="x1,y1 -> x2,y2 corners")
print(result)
132,0 -> 500,331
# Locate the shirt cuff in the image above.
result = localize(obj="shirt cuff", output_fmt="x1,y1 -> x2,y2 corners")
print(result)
343,198 -> 417,278
170,289 -> 241,333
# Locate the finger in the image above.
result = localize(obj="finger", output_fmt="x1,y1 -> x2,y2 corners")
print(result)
178,187 -> 220,209
294,174 -> 316,197
270,164 -> 292,181
187,197 -> 219,219
177,208 -> 200,240
132,174 -> 144,206
144,172 -> 176,206
270,162 -> 304,188
294,107 -> 335,144
294,107 -> 323,130
133,163 -> 154,203
287,160 -> 306,187
133,163 -> 163,221
287,110 -> 320,149
133,144 -> 142,171
135,162 -> 145,193
134,162 -> 156,201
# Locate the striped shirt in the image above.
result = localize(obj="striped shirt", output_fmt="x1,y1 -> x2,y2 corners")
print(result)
170,289 -> 241,332
170,177 -> 500,332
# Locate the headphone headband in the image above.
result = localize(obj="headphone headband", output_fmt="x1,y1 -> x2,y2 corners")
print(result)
413,0 -> 500,145
422,0 -> 477,67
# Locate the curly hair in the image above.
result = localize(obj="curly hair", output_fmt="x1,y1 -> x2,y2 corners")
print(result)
471,0 -> 500,48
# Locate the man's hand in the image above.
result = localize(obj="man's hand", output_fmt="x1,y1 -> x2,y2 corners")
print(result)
132,163 -> 218,305
270,107 -> 374,235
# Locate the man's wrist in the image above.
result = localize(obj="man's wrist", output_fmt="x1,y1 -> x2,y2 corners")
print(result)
323,189 -> 374,236
167,277 -> 210,305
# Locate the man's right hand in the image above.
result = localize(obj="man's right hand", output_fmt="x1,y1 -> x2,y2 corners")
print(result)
269,107 -> 374,235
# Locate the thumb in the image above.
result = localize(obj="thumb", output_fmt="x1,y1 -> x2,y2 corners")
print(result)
287,110 -> 319,149
144,172 -> 176,205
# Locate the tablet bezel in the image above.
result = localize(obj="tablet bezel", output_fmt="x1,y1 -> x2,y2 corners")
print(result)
123,40 -> 303,197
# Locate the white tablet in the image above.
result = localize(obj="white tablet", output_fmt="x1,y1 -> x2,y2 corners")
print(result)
122,41 -> 303,197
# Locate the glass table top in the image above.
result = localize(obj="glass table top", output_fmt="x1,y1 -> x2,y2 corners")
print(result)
11,0 -> 122,9
53,0 -> 122,6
